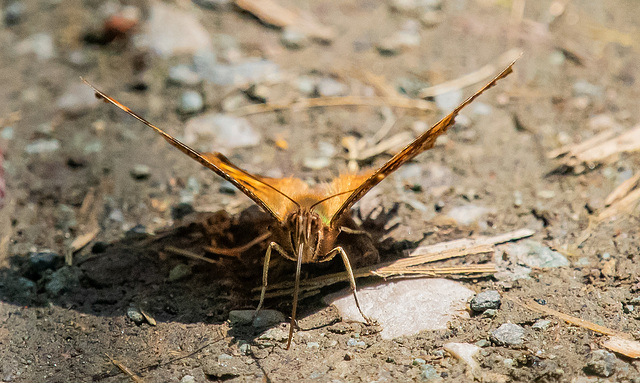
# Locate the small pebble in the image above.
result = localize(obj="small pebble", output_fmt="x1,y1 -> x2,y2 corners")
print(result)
513,190 -> 523,207
171,203 -> 194,220
184,113 -> 260,150
238,341 -> 251,355
306,342 -> 320,349
280,27 -> 309,49
4,1 -> 26,25
258,328 -> 289,342
573,80 -> 603,98
179,90 -> 204,114
45,267 -> 80,296
27,251 -> 62,278
56,83 -> 98,115
16,33 -> 56,60
413,358 -> 426,366
346,338 -> 366,348
584,350 -> 616,377
130,164 -> 151,180
316,77 -> 347,97
25,139 -> 60,154
470,290 -> 502,312
532,319 -> 552,330
180,375 -> 196,383
482,309 -> 497,318
127,307 -> 145,324
434,89 -> 464,112
1,126 -> 14,140
490,323 -> 525,346
475,339 -> 491,348
168,65 -> 201,86
217,353 -> 233,362
168,264 -> 192,282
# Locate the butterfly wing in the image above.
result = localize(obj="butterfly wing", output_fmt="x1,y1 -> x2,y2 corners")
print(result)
83,79 -> 297,222
328,59 -> 518,228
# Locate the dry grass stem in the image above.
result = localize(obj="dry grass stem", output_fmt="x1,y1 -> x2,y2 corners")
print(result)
106,354 -> 144,383
418,48 -> 521,98
232,96 -> 435,116
550,125 -> 640,169
164,246 -> 217,265
511,298 -> 640,358
604,173 -> 640,207
234,0 -> 335,42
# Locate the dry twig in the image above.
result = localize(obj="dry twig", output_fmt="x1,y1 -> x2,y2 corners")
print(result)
417,49 -> 521,98
510,298 -> 640,359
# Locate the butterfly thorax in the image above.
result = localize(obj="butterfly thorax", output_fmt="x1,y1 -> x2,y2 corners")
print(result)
274,208 -> 341,264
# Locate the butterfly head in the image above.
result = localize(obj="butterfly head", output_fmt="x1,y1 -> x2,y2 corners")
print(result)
284,209 -> 335,264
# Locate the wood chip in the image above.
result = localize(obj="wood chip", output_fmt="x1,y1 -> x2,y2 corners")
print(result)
602,336 -> 640,359
235,0 -> 335,42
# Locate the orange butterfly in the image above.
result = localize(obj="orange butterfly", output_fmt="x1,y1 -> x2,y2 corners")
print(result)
83,59 -> 516,348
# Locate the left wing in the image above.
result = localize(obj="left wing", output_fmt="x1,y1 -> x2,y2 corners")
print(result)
328,58 -> 518,228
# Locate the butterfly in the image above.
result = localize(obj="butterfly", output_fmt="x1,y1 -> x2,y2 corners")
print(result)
83,58 -> 516,348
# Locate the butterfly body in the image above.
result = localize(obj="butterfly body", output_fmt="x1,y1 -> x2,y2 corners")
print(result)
82,57 -> 516,350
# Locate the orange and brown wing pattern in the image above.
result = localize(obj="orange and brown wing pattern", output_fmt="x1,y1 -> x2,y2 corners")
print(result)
83,79 -> 297,222
200,152 -> 305,221
328,59 -> 518,227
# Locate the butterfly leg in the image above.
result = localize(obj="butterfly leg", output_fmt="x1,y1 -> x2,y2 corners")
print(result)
323,247 -> 374,325
339,226 -> 372,239
255,241 -> 288,314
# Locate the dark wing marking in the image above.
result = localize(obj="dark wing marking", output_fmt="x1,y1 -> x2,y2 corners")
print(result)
328,58 -> 518,227
82,78 -> 297,222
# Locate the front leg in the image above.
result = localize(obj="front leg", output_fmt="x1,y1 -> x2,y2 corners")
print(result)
255,242 -> 288,315
322,246 -> 374,325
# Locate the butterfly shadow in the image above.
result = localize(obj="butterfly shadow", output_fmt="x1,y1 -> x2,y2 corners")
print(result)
0,204 -> 409,345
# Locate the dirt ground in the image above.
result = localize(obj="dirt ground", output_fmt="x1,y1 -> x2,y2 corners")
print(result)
2,0 -> 640,382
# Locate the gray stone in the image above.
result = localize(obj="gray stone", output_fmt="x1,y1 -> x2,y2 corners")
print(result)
419,364 -> 441,381
316,77 -> 347,97
346,338 -> 366,348
134,2 -> 211,57
184,113 -> 260,151
490,323 -> 525,346
434,88 -> 464,113
584,350 -> 616,377
505,240 -> 569,268
229,310 -> 253,326
168,65 -> 201,86
56,83 -> 99,115
1,126 -> 14,140
482,309 -> 497,318
202,59 -> 280,87
470,290 -> 502,312
15,33 -> 56,60
258,327 -> 288,342
413,358 -> 426,366
179,91 -> 204,114
180,375 -> 195,383
573,80 -> 603,98
252,310 -> 285,328
127,307 -> 145,324
25,139 -> 60,154
446,204 -> 491,226
326,278 -> 474,340
377,20 -> 421,56
168,264 -> 192,282
130,164 -> 151,180
45,267 -> 80,296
